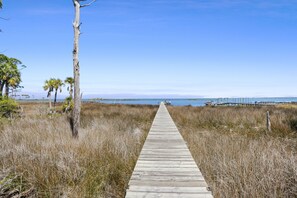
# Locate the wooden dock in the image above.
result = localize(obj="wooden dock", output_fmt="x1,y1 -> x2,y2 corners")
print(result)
125,102 -> 213,198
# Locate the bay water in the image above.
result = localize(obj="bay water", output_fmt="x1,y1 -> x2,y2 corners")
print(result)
95,97 -> 297,107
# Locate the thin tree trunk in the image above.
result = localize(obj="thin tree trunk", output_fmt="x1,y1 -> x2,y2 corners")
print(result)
48,93 -> 52,110
70,85 -> 73,99
266,111 -> 271,132
54,90 -> 57,109
0,82 -> 3,98
72,0 -> 81,138
5,82 -> 9,97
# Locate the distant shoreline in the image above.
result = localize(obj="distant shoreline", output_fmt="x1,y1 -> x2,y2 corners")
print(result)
16,97 -> 297,107
16,97 -> 297,100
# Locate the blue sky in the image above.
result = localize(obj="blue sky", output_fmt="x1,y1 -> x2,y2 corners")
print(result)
1,0 -> 297,98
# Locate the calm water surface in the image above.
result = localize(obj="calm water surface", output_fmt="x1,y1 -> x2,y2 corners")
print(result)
95,98 -> 297,107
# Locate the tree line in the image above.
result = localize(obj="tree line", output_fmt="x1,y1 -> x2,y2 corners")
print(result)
0,54 -> 24,98
0,54 -> 24,118
43,77 -> 74,113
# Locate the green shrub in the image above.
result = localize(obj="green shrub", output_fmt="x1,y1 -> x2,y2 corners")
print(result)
62,96 -> 73,113
0,97 -> 19,118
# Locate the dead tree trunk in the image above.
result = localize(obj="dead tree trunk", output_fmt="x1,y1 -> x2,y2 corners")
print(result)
266,111 -> 271,132
72,0 -> 81,138
71,0 -> 96,138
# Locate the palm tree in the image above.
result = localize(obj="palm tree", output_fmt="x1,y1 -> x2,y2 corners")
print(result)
63,77 -> 74,112
5,58 -> 22,96
0,54 -> 8,97
0,55 -> 22,97
52,78 -> 64,109
65,77 -> 74,99
6,71 -> 21,95
43,78 -> 55,110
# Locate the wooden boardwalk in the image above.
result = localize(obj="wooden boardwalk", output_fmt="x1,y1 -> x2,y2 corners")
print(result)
125,102 -> 213,198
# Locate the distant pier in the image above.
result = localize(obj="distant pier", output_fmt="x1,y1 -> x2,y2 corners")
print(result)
205,99 -> 295,107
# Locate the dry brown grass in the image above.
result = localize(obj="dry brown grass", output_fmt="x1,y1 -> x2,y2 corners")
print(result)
168,106 -> 297,197
2,102 -> 297,197
0,102 -> 157,197
277,103 -> 297,109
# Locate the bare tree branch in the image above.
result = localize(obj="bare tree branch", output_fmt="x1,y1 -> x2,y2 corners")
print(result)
80,0 -> 96,8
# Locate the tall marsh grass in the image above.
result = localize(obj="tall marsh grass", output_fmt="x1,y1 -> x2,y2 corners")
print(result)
2,103 -> 297,197
168,106 -> 297,197
0,103 -> 157,197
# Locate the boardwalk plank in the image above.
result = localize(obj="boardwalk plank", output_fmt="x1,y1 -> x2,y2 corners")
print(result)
128,186 -> 210,192
132,171 -> 203,175
126,192 -> 213,198
129,180 -> 208,187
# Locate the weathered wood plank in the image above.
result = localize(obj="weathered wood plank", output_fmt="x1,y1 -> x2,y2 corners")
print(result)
130,168 -> 201,172
130,175 -> 206,181
135,165 -> 198,169
129,180 -> 208,187
125,102 -> 213,197
136,161 -> 196,165
132,171 -> 204,176
125,192 -> 213,198
137,158 -> 195,161
128,186 -> 210,193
